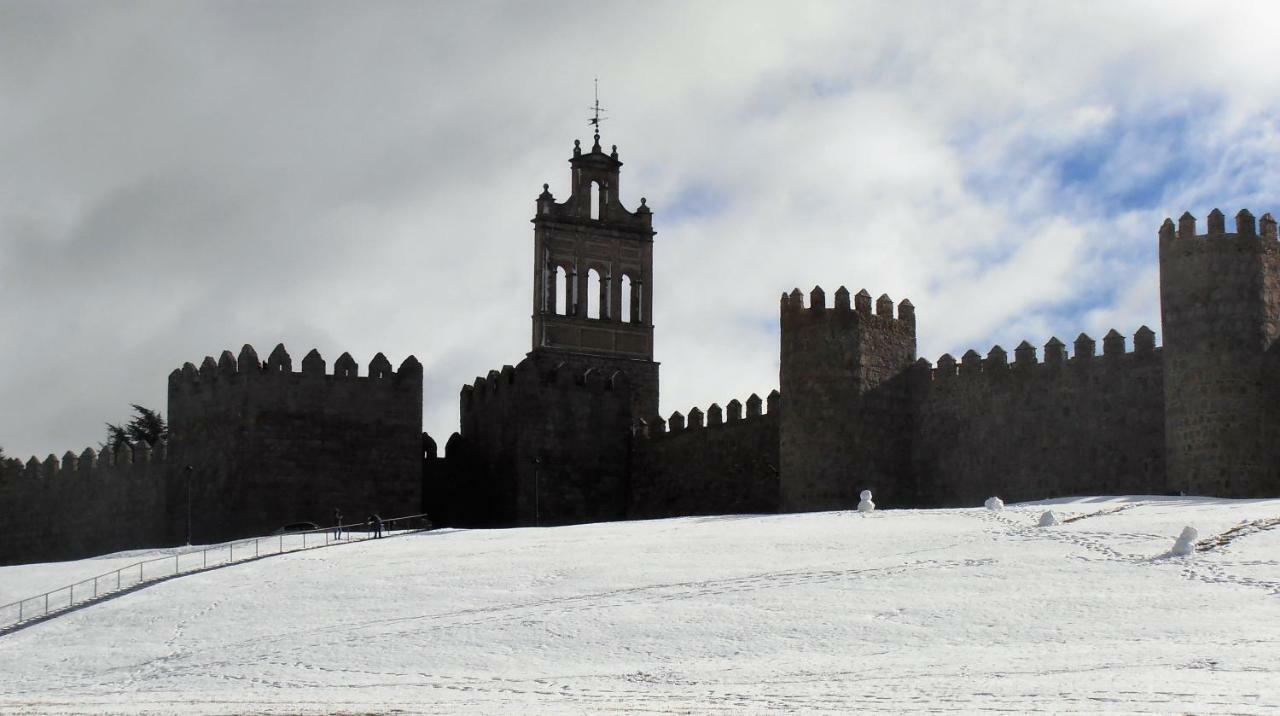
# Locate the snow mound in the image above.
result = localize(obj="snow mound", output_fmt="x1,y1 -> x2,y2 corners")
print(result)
984,496 -> 1004,511
1038,511 -> 1060,527
1172,526 -> 1199,556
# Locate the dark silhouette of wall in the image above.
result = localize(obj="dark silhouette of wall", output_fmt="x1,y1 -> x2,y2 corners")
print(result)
0,444 -> 171,566
630,392 -> 780,519
167,343 -> 423,544
457,358 -> 633,527
910,330 -> 1166,506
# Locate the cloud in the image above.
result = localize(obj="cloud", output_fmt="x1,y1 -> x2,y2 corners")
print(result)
2,1 -> 1280,458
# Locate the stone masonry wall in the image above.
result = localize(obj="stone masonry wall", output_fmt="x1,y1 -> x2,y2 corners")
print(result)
167,343 -> 423,544
0,444 -> 171,566
630,392 -> 780,519
458,358 -> 633,527
911,330 -> 1166,506
779,287 -> 917,511
1159,209 -> 1280,497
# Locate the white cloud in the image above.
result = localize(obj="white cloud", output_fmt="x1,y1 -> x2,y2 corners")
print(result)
2,1 -> 1280,456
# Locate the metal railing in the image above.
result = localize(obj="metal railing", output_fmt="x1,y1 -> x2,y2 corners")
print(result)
0,513 -> 432,633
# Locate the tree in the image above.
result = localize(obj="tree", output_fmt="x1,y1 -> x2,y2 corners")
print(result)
126,404 -> 168,447
103,404 -> 167,452
103,423 -> 130,452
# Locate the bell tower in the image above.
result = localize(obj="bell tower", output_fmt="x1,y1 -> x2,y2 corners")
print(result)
529,132 -> 659,420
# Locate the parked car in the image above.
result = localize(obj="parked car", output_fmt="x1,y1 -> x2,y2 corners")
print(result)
271,521 -> 320,535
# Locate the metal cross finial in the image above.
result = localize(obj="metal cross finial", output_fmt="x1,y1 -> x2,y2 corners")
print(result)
589,77 -> 607,139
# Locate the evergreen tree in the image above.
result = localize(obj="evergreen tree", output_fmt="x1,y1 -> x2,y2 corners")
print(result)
126,404 -> 168,447
104,423 -> 130,452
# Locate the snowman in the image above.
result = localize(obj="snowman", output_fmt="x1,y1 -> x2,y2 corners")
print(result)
857,489 -> 875,514
1171,526 -> 1198,556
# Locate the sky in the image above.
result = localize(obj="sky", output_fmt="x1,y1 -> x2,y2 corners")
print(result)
2,1 -> 1279,460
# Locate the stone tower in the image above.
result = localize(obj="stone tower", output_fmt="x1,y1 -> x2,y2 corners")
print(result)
778,287 -> 917,511
529,133 -> 659,420
1159,209 -> 1280,497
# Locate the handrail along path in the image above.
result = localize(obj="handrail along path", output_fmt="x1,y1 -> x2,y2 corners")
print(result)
0,513 -> 432,636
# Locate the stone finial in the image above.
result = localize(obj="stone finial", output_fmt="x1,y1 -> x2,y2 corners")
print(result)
1074,333 -> 1096,360
199,356 -> 218,378
1178,211 -> 1197,239
237,344 -> 260,373
302,349 -> 325,375
746,393 -> 763,418
960,349 -> 982,375
810,286 -> 826,310
1045,336 -> 1066,366
335,352 -> 358,378
1261,212 -> 1278,240
669,410 -> 686,432
688,407 -> 704,429
707,403 -> 723,426
767,389 -> 780,414
610,144 -> 618,160
854,289 -> 872,315
1207,208 -> 1225,235
218,350 -> 237,376
539,183 -> 553,200
399,357 -> 423,380
573,138 -> 581,157
1159,217 -> 1175,241
834,286 -> 851,311
875,293 -> 894,317
267,343 -> 291,372
1014,340 -> 1036,367
986,345 -> 1008,368
1103,328 -> 1125,356
726,399 -> 743,422
637,197 -> 650,214
369,352 -> 393,379
1236,209 -> 1256,236
936,353 -> 957,378
898,298 -> 915,324
788,287 -> 804,310
1134,325 -> 1156,353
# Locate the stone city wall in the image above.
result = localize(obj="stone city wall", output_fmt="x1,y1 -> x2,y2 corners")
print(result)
629,391 -> 780,519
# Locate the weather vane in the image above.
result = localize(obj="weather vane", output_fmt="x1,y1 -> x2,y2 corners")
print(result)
589,77 -> 607,137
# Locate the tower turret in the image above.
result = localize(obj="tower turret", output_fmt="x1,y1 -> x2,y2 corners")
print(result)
1159,209 -> 1280,496
529,134 -> 659,419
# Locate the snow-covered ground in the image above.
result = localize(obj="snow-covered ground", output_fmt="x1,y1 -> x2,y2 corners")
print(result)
1,496 -> 1278,714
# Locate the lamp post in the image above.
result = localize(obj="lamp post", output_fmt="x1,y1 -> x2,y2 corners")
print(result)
533,457 -> 541,527
184,464 -> 193,546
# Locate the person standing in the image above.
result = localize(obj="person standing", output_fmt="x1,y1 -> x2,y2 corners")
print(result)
373,513 -> 384,539
333,507 -> 343,540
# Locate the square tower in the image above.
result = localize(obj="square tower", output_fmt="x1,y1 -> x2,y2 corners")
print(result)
529,134 -> 659,419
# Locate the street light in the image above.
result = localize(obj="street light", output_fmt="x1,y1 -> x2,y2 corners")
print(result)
532,457 -> 541,527
184,464 -> 193,546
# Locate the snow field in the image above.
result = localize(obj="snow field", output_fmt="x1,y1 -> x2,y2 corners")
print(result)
0,496 -> 1278,714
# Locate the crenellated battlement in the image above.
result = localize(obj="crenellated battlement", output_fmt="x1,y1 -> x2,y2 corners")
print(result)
5,442 -> 168,482
459,358 -> 632,413
779,286 -> 916,328
916,326 -> 1160,385
168,343 -> 422,391
1159,208 -> 1280,244
637,389 -> 780,440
